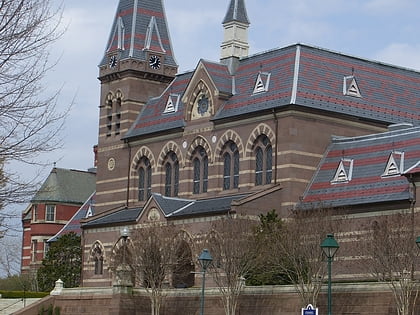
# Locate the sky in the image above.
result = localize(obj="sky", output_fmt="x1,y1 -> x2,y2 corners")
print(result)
43,0 -> 420,174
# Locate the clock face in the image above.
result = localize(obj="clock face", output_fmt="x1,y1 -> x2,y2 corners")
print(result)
149,55 -> 161,70
197,95 -> 209,115
109,55 -> 117,68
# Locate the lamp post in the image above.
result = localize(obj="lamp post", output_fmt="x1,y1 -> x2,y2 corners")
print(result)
121,227 -> 129,265
416,236 -> 420,250
198,249 -> 213,315
321,234 -> 339,315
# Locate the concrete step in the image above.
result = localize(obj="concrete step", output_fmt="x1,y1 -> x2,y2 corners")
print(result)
0,298 -> 40,315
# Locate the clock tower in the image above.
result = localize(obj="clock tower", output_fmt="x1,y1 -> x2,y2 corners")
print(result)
96,0 -> 178,214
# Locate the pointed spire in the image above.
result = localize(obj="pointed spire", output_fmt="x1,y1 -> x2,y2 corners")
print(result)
220,0 -> 250,64
99,0 -> 177,69
222,0 -> 250,25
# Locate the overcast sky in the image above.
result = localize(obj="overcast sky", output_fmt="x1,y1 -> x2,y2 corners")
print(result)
44,0 -> 420,173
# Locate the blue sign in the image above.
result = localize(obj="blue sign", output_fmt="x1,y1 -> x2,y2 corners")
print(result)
301,304 -> 318,315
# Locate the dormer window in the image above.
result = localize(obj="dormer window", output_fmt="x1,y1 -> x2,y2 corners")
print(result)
163,94 -> 180,114
331,159 -> 354,184
382,151 -> 404,177
343,75 -> 362,98
253,72 -> 271,94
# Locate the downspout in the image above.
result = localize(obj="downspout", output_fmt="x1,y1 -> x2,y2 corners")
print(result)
272,109 -> 278,184
126,140 -> 132,207
407,174 -> 416,280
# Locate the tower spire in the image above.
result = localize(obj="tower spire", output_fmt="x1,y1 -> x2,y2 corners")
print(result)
220,0 -> 250,61
99,0 -> 177,72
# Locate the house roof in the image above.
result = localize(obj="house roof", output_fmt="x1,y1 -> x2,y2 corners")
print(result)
123,44 -> 420,140
99,0 -> 177,68
48,192 -> 96,242
298,125 -> 420,209
82,193 -> 250,228
31,168 -> 96,204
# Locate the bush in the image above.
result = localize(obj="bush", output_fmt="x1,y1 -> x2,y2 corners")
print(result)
0,290 -> 49,298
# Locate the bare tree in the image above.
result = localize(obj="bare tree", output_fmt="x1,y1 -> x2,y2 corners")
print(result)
110,224 -> 192,315
0,0 -> 66,209
266,207 -> 343,307
0,234 -> 21,277
206,216 -> 259,315
364,211 -> 420,315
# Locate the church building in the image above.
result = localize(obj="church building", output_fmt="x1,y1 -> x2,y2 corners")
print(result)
79,0 -> 420,290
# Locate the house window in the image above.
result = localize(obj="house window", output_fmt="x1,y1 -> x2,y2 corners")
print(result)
32,204 -> 38,222
222,141 -> 239,190
45,205 -> 55,222
192,146 -> 208,194
31,240 -> 37,262
164,151 -> 179,197
254,135 -> 272,186
43,240 -> 50,258
138,157 -> 152,201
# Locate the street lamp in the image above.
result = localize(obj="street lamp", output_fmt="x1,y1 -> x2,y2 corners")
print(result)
198,249 -> 213,315
416,236 -> 420,249
121,227 -> 130,265
321,234 -> 339,315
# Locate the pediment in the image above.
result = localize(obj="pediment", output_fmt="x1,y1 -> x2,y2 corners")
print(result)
137,197 -> 166,224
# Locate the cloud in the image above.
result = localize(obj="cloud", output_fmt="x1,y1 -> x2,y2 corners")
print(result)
374,43 -> 420,71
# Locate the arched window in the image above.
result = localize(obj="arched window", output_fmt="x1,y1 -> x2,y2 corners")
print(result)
192,146 -> 208,194
254,135 -> 272,186
164,151 -> 179,197
138,157 -> 152,201
92,242 -> 104,275
222,141 -> 239,190
115,97 -> 121,135
106,97 -> 113,137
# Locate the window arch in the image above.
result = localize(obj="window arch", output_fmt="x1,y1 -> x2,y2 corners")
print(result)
91,242 -> 104,275
254,135 -> 272,186
221,141 -> 239,190
138,156 -> 152,201
192,146 -> 208,194
164,151 -> 179,197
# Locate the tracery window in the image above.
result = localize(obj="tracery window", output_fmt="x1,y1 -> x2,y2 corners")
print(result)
192,146 -> 208,194
164,151 -> 179,197
222,141 -> 239,190
138,157 -> 152,201
254,135 -> 272,186
92,242 -> 104,275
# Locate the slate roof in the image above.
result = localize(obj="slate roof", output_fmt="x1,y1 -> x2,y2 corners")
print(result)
99,0 -> 177,68
31,168 -> 96,204
298,125 -> 420,209
48,192 -> 96,242
124,44 -> 420,139
222,0 -> 250,25
83,193 -> 249,228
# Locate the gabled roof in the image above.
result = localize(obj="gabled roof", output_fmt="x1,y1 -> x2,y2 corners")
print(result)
298,125 -> 420,209
82,193 -> 250,228
123,44 -> 420,140
48,192 -> 96,242
222,0 -> 250,25
31,168 -> 96,204
99,0 -> 177,68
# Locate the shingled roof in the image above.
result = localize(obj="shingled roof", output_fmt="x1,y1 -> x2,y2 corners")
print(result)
298,125 -> 420,209
99,0 -> 177,68
31,168 -> 96,204
222,0 -> 250,25
48,192 -> 96,242
83,193 -> 249,228
124,44 -> 420,139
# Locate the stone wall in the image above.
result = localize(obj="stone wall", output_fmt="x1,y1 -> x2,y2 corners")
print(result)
14,283 -> 420,315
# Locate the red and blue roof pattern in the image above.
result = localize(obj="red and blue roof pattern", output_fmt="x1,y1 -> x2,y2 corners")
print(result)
299,126 -> 420,209
124,44 -> 420,139
48,192 -> 96,242
100,0 -> 176,68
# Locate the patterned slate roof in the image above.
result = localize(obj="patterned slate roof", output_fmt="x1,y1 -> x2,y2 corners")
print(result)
31,168 -> 96,204
222,0 -> 250,25
83,193 -> 249,227
298,125 -> 420,209
99,0 -> 177,68
124,44 -> 420,139
48,192 -> 96,242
